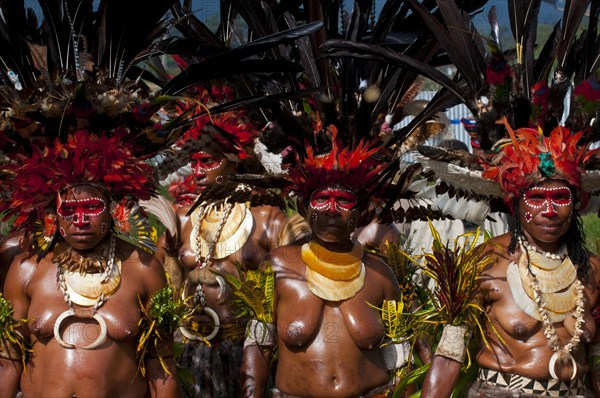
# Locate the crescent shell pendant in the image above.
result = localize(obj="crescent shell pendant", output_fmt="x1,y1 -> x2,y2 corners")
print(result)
549,351 -> 577,381
53,309 -> 108,349
54,309 -> 76,349
179,306 -> 221,341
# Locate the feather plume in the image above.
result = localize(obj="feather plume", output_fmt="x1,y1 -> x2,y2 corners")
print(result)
139,195 -> 178,242
555,0 -> 591,71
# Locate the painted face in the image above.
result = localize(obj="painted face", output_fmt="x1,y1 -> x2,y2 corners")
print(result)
57,197 -> 107,224
307,187 -> 359,243
309,188 -> 358,213
519,180 -> 573,251
523,186 -> 572,214
191,151 -> 231,187
57,185 -> 112,250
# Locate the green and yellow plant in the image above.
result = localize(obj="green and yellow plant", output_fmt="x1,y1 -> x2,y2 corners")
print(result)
411,221 -> 498,358
387,221 -> 502,398
224,262 -> 275,324
137,280 -> 196,376
0,293 -> 31,367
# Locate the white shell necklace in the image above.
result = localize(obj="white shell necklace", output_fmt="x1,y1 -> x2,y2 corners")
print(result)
54,234 -> 117,350
519,236 -> 567,260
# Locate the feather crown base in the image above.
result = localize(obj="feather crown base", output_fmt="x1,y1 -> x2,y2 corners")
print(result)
288,126 -> 388,204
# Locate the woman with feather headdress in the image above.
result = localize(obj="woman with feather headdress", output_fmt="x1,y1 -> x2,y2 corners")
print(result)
146,4 -> 328,395
242,128 -> 411,398
409,1 -> 600,396
165,82 -> 310,398
421,121 -> 600,398
0,1 -> 202,396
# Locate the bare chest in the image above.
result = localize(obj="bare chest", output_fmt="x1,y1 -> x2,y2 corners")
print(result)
26,261 -> 143,343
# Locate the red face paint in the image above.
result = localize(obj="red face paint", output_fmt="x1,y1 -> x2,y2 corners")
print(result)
523,187 -> 572,216
309,188 -> 358,213
192,152 -> 223,177
57,197 -> 107,226
518,181 -> 573,251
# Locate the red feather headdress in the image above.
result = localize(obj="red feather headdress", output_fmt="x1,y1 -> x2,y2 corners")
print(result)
482,118 -> 600,211
3,130 -> 155,216
162,84 -> 262,204
288,125 -> 388,205
1,129 -> 160,256
176,84 -> 260,162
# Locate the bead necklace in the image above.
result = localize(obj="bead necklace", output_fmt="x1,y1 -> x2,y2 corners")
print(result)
526,266 -> 585,380
519,236 -> 567,261
193,201 -> 234,268
180,200 -> 234,342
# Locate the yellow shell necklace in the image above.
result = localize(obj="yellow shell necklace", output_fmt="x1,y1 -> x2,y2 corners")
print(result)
191,200 -> 253,264
301,240 -> 365,301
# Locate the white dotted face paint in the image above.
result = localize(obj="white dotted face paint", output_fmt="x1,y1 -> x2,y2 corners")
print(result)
192,152 -> 224,175
309,187 -> 358,213
57,197 -> 107,226
523,186 -> 572,217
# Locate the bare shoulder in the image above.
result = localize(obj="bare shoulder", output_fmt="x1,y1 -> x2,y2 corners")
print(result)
364,252 -> 398,281
265,240 -> 305,274
363,251 -> 392,273
354,222 -> 399,249
2,250 -> 37,313
590,251 -> 600,265
251,204 -> 287,218
484,233 -> 511,255
251,205 -> 288,228
117,239 -> 160,267
1,234 -> 26,290
116,239 -> 166,294
363,252 -> 401,297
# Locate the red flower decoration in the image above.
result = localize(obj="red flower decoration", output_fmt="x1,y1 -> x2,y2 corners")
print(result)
485,61 -> 512,85
573,78 -> 600,102
43,212 -> 57,237
110,200 -> 132,234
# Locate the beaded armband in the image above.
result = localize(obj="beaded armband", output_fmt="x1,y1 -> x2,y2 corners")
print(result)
435,324 -> 467,363
589,343 -> 600,372
244,319 -> 276,348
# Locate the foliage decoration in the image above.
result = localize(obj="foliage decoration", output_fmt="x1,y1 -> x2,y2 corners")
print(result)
0,293 -> 31,367
136,281 -> 195,376
224,262 -> 275,324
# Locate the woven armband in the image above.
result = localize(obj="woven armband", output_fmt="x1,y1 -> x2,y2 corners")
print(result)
435,324 -> 466,363
589,343 -> 600,372
381,340 -> 411,370
244,319 -> 276,349
0,331 -> 25,362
